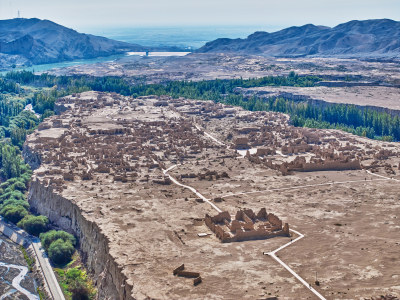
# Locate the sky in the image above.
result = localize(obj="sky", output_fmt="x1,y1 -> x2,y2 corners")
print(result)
0,0 -> 399,31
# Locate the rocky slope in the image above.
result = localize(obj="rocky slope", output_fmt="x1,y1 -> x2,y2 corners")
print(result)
197,19 -> 400,59
0,18 -> 144,68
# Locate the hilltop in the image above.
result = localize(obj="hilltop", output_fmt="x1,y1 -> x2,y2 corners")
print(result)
197,19 -> 400,59
0,18 -> 145,68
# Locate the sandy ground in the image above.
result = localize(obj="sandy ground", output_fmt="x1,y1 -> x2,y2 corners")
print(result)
243,85 -> 400,111
48,54 -> 400,86
25,92 -> 400,300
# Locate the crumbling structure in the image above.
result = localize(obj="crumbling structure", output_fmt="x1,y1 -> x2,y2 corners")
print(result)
205,208 -> 290,242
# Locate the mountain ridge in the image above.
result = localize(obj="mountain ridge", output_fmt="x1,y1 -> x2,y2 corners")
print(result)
0,18 -> 145,68
197,19 -> 400,59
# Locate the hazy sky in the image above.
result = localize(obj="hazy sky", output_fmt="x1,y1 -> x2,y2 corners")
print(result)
0,0 -> 399,31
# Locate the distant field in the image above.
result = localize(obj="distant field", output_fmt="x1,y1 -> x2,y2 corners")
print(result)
247,85 -> 400,111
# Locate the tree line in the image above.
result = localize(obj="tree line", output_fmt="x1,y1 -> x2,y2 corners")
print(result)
0,74 -> 93,299
3,70 -> 400,142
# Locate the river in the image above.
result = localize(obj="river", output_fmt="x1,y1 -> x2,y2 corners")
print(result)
0,236 -> 39,300
2,51 -> 190,75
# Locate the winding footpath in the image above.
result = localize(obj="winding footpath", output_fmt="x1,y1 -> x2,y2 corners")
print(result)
0,262 -> 39,300
264,229 -> 326,300
166,124 -> 399,299
163,165 -> 222,213
0,217 -> 65,300
184,124 -> 329,299
194,124 -> 227,147
366,169 -> 400,182
163,163 -> 326,299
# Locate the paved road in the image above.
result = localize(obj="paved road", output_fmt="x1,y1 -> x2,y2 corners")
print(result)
0,216 -> 65,300
30,238 -> 66,300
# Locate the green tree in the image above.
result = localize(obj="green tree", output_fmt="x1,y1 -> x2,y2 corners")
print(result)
0,144 -> 21,179
0,204 -> 28,223
17,215 -> 49,236
48,239 -> 75,265
40,230 -> 76,251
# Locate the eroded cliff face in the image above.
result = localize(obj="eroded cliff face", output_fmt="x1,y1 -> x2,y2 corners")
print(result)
27,178 -> 134,300
23,143 -> 41,170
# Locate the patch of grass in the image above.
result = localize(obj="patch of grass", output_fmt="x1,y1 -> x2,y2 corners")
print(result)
54,253 -> 96,300
20,245 -> 35,272
37,287 -> 46,300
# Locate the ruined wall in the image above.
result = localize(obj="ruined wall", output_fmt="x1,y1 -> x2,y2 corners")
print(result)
27,179 -> 134,300
292,160 -> 361,172
205,209 -> 290,243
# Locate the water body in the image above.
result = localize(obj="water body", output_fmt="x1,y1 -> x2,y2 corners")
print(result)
0,236 -> 39,299
2,26 -> 279,75
3,51 -> 190,75
84,25 -> 280,50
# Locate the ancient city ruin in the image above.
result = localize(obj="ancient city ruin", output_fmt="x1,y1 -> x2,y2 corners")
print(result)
205,208 -> 290,242
22,91 -> 400,299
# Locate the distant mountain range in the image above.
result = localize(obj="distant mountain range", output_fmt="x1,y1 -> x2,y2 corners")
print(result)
0,18 -> 145,69
197,19 -> 400,59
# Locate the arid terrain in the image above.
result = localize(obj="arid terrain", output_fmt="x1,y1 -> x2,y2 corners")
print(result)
22,91 -> 400,300
49,53 -> 400,85
239,85 -> 400,111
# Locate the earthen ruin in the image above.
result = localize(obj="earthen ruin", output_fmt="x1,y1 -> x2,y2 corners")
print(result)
205,208 -> 290,242
22,91 -> 400,300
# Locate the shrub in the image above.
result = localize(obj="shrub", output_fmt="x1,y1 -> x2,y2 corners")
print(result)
8,180 -> 27,192
40,230 -> 76,251
1,199 -> 29,210
0,204 -> 28,223
48,239 -> 75,265
66,267 -> 91,300
69,280 -> 90,300
0,190 -> 25,202
0,178 -> 20,189
18,215 -> 48,236
19,172 -> 32,185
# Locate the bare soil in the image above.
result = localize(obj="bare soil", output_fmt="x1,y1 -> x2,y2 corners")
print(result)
25,91 -> 400,300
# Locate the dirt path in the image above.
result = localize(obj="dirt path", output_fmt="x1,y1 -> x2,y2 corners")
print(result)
0,262 -> 39,300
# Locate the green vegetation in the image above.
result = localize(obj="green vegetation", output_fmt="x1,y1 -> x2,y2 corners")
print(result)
4,70 -> 400,141
48,239 -> 76,265
37,287 -> 46,300
1,144 -> 26,179
40,230 -> 76,265
0,204 -> 28,223
40,230 -> 77,251
0,69 -> 397,300
56,266 -> 96,300
0,142 -> 34,224
20,245 -> 35,272
18,215 -> 49,236
0,72 -> 91,297
0,90 -> 39,148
